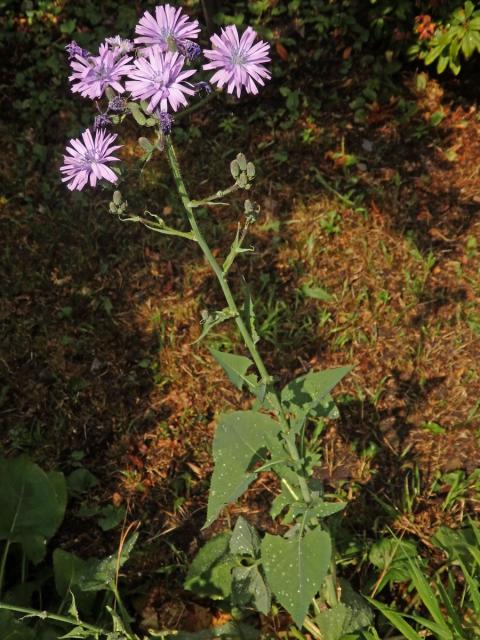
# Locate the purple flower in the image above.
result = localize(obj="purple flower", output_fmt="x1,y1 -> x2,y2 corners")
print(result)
203,26 -> 271,98
105,35 -> 135,57
125,50 -> 196,113
60,128 -> 121,191
65,40 -> 89,60
134,4 -> 200,55
69,42 -> 134,100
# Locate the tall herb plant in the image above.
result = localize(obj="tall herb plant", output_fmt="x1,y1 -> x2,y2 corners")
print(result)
56,5 -> 370,635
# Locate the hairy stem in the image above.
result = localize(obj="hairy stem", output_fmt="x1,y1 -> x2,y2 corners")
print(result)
0,602 -> 107,635
165,137 -> 311,505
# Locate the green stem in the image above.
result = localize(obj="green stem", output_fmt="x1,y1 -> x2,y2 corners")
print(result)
190,183 -> 240,208
165,137 -> 311,505
119,214 -> 195,241
0,541 -> 11,597
0,602 -> 107,635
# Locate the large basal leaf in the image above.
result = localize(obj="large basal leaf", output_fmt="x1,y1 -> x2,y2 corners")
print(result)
184,532 -> 234,600
206,411 -> 281,526
261,526 -> 332,627
210,349 -> 255,391
0,456 -> 67,562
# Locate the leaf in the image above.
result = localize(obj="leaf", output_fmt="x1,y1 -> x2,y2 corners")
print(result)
261,526 -> 332,626
128,102 -> 146,125
97,505 -> 126,531
314,584 -> 373,640
75,533 -> 138,592
206,411 -> 281,526
232,565 -> 271,614
0,456 -> 67,562
230,516 -> 260,557
210,349 -> 256,391
53,549 -> 96,613
67,468 -> 98,497
301,284 -> 333,302
184,532 -> 234,599
194,309 -> 237,345
281,367 -> 350,429
138,137 -> 154,152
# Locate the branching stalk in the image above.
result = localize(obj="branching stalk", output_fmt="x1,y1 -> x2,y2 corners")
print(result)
165,137 -> 312,505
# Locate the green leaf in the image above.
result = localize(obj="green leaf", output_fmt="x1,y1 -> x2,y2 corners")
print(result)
184,532 -> 234,599
210,349 -> 255,391
206,411 -> 281,526
301,284 -> 333,302
67,468 -> 98,497
138,137 -> 154,152
261,526 -> 332,626
53,549 -> 96,613
76,533 -> 138,592
128,102 -> 146,126
230,516 -> 260,557
0,456 -> 67,562
194,309 -> 237,345
281,367 -> 350,429
232,565 -> 271,614
97,505 -> 126,531
369,538 -> 418,592
366,599 -> 422,640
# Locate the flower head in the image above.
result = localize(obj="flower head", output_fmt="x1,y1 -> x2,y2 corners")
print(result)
134,4 -> 200,55
60,128 -> 121,191
125,49 -> 196,113
203,26 -> 271,98
105,35 -> 135,57
65,40 -> 89,60
69,42 -> 134,100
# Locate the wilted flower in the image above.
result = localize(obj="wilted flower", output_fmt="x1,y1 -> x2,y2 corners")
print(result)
203,25 -> 271,98
60,128 -> 121,191
194,81 -> 212,94
157,111 -> 175,134
134,4 -> 200,55
177,40 -> 201,62
94,114 -> 111,129
105,35 -> 135,57
125,49 -> 196,113
69,42 -> 134,100
65,40 -> 89,60
108,96 -> 127,112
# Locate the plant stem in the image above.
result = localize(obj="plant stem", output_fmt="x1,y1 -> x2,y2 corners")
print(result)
165,137 -> 311,505
0,602 -> 107,635
0,540 -> 11,598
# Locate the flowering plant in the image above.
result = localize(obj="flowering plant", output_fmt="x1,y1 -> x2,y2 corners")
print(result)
58,4 -> 368,637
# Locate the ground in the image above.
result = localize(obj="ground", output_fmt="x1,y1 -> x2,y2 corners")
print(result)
1,52 -> 479,633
